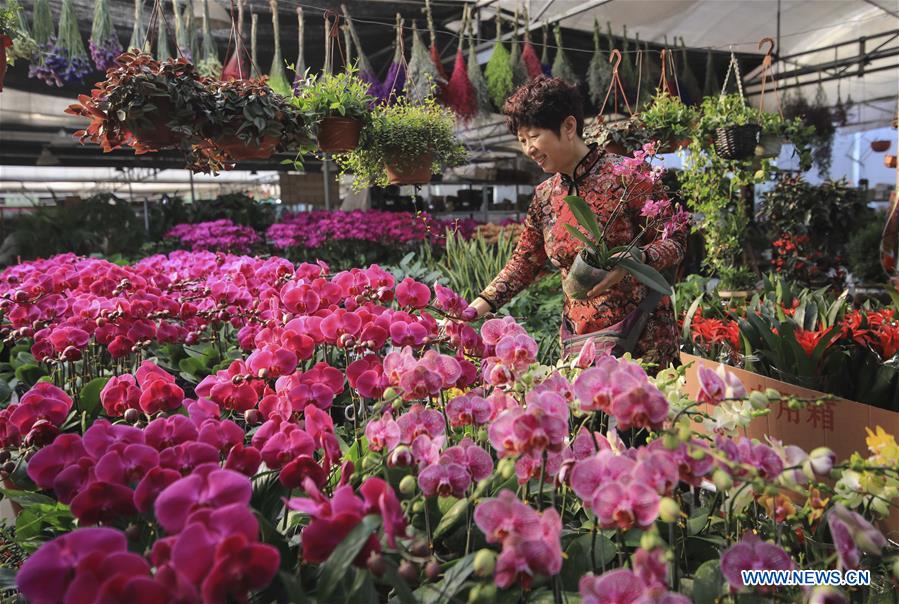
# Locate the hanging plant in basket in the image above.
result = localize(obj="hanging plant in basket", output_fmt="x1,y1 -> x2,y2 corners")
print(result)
584,115 -> 650,156
335,97 -> 468,190
640,90 -> 698,152
293,65 -> 374,154
88,0 -> 121,71
65,51 -> 213,154
204,78 -> 308,162
700,94 -> 761,160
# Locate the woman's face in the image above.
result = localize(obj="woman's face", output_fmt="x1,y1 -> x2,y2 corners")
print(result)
516,116 -> 578,174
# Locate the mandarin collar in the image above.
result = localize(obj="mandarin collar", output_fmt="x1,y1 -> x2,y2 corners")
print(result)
559,143 -> 603,195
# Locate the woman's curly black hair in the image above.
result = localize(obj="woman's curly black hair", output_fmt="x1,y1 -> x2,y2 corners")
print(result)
502,75 -> 585,137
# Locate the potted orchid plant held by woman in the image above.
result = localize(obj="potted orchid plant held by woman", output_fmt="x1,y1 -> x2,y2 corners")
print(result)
562,143 -> 686,299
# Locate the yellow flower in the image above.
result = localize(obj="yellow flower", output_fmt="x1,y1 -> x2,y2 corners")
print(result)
865,426 -> 899,465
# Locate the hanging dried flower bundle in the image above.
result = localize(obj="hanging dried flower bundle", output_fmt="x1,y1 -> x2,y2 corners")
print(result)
405,21 -> 439,102
617,24 -> 636,100
6,0 -> 38,66
185,3 -> 199,62
343,4 -> 384,100
484,13 -> 513,109
267,0 -> 291,95
444,5 -> 476,121
127,0 -> 147,53
540,23 -> 551,76
425,0 -> 449,94
520,6 -> 541,79
291,7 -> 305,92
32,0 -> 90,86
381,14 -> 406,103
155,2 -> 171,63
89,0 -> 121,71
587,18 -> 610,106
551,24 -> 577,84
467,18 -> 492,115
250,12 -> 260,78
636,36 -> 659,109
508,6 -> 527,87
27,0 -> 51,81
702,48 -> 719,99
222,0 -> 248,81
171,0 -> 191,60
197,0 -> 221,78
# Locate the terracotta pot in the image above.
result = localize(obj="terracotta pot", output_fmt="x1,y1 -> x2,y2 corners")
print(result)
218,133 -> 280,161
562,251 -> 608,300
0,35 -> 10,93
871,140 -> 891,153
385,153 -> 433,186
317,117 -> 362,153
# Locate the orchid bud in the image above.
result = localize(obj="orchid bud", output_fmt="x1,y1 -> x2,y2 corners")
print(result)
244,409 -> 262,426
748,391 -> 769,410
62,346 -> 82,362
425,561 -> 441,582
398,560 -> 419,586
366,551 -> 386,577
1,461 -> 15,476
658,497 -> 680,523
713,469 -> 733,492
399,475 -> 417,497
383,387 -> 398,400
640,532 -> 664,551
124,408 -> 142,424
765,388 -> 781,401
892,558 -> 899,581
498,458 -> 515,480
388,446 -> 414,468
473,549 -> 496,577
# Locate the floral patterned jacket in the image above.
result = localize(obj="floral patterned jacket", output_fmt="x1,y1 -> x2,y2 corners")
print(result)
478,144 -> 686,367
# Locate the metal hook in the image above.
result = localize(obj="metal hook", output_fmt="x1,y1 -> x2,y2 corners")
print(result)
758,36 -> 775,66
609,49 -> 622,73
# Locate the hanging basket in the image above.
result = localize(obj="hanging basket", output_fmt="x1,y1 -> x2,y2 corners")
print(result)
217,133 -> 281,161
714,124 -> 760,160
127,101 -> 183,149
317,117 -> 362,153
871,140 -> 891,153
385,153 -> 433,185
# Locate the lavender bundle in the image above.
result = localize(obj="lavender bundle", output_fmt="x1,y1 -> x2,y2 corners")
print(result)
34,0 -> 91,86
551,24 -> 577,84
27,0 -> 53,82
508,6 -> 527,87
89,0 -> 121,71
540,23 -> 551,76
380,13 -> 406,103
342,5 -> 383,100
587,18 -> 610,106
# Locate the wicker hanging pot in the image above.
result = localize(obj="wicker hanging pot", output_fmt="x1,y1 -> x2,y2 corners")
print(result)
713,52 -> 760,160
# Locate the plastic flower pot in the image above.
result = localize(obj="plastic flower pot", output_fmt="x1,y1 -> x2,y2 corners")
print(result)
871,140 -> 891,153
562,250 -> 608,300
0,35 -> 11,93
317,117 -> 362,153
385,153 -> 434,186
754,135 -> 784,158
218,133 -> 281,161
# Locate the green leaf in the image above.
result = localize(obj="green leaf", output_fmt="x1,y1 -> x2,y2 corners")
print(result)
316,515 -> 382,602
347,567 -> 378,604
563,224 -> 597,250
0,488 -> 56,506
560,533 -> 616,590
564,195 -> 604,243
178,357 -> 206,376
681,293 -> 704,344
616,256 -> 672,295
277,571 -> 312,604
690,559 -> 725,604
687,507 -> 711,536
14,363 -> 45,387
412,553 -> 476,604
79,377 -> 110,415
433,497 -> 468,540
0,381 -> 11,404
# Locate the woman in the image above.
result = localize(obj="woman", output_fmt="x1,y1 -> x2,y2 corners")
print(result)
467,76 -> 687,369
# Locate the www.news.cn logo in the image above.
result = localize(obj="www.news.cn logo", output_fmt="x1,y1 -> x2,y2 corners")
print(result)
741,569 -> 871,587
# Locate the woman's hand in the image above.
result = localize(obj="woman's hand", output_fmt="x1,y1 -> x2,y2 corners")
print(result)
586,249 -> 646,298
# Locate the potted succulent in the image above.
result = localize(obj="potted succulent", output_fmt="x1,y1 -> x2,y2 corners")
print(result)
584,115 -> 651,156
335,97 -> 467,189
293,66 -> 374,154
66,52 -> 213,153
639,90 -> 698,152
205,78 -> 310,162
